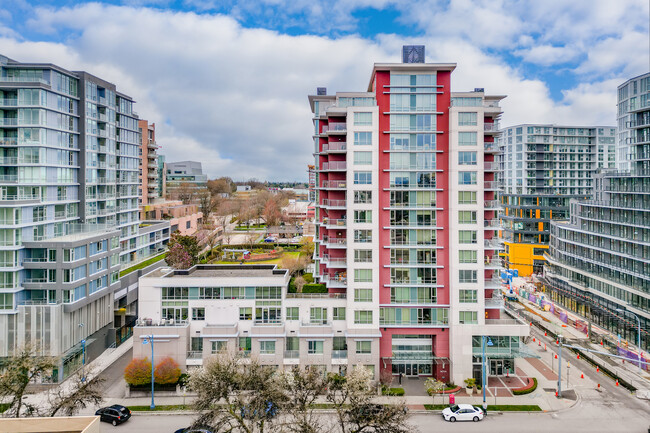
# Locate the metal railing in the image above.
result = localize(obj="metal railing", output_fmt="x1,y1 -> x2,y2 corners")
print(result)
321,199 -> 346,207
320,180 -> 347,189
483,162 -> 499,171
322,218 -> 346,227
187,351 -> 203,359
321,162 -> 347,171
286,292 -> 346,299
484,200 -> 501,209
323,142 -> 347,152
484,123 -> 499,132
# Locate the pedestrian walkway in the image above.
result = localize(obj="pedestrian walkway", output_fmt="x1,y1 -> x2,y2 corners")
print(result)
512,295 -> 650,394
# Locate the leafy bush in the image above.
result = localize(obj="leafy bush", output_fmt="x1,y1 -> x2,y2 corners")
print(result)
303,273 -> 314,283
154,357 -> 181,385
381,387 -> 405,396
302,284 -> 327,293
512,377 -> 538,395
124,358 -> 152,386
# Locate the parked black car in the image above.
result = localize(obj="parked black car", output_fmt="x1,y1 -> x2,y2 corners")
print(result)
95,405 -> 131,426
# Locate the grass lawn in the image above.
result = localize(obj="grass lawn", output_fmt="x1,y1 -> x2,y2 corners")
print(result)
211,251 -> 302,265
119,252 -> 167,277
129,404 -> 193,412
0,403 -> 9,413
424,404 -> 542,411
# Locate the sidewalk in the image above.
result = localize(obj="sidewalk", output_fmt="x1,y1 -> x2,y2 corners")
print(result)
513,295 -> 650,393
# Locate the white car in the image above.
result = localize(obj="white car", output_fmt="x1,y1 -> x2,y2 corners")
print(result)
442,404 -> 484,422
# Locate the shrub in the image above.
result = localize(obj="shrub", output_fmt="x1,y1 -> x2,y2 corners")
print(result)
302,284 -> 327,293
512,377 -> 538,395
124,358 -> 152,386
381,387 -> 405,396
154,357 -> 181,385
303,273 -> 314,284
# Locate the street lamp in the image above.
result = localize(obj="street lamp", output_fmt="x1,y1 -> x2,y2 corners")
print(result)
482,336 -> 493,411
78,323 -> 85,382
616,308 -> 642,373
142,335 -> 155,409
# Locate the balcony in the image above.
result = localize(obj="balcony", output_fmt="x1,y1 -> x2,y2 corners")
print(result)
332,350 -> 348,359
320,273 -> 347,287
484,123 -> 500,132
484,180 -> 500,190
483,162 -> 499,171
322,218 -> 346,228
284,350 -> 299,359
484,219 -> 502,229
322,142 -> 347,152
320,180 -> 347,189
321,254 -> 347,267
302,320 -> 332,326
0,138 -> 17,146
187,350 -> 203,359
321,199 -> 346,208
0,157 -> 17,164
285,292 -> 346,299
484,200 -> 501,210
0,175 -> 18,183
484,142 -> 499,153
485,296 -> 505,309
0,99 -> 18,107
484,277 -> 503,289
321,161 -> 347,171
326,123 -> 347,133
0,118 -> 18,126
321,236 -> 347,248
484,256 -> 504,267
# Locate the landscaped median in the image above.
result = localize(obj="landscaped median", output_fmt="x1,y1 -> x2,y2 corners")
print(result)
512,377 -> 538,395
423,404 -> 542,412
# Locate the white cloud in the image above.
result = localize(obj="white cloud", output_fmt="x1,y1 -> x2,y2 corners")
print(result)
0,2 -> 642,179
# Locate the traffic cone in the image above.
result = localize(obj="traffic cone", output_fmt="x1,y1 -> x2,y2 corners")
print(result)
597,383 -> 601,389
600,341 -> 603,346
616,380 -> 619,386
544,332 -> 547,336
577,354 -> 580,360
580,373 -> 584,379
596,366 -> 599,372
555,354 -> 558,359
556,340 -> 560,345
533,337 -> 536,342
538,341 -> 541,346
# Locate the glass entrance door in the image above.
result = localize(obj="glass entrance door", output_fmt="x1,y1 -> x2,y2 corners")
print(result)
490,360 -> 503,376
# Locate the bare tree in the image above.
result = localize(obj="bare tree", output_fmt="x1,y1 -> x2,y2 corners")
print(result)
176,182 -> 195,204
0,345 -> 57,417
262,197 -> 282,228
46,369 -> 105,417
294,275 -> 307,293
197,189 -> 217,220
279,255 -> 308,276
190,353 -> 288,433
281,366 -> 327,433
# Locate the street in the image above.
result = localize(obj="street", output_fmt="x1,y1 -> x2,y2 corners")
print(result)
100,407 -> 650,433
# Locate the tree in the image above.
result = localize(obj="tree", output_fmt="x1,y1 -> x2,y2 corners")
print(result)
208,177 -> 235,195
293,275 -> 307,293
0,345 -> 57,417
424,377 -> 445,406
166,243 -> 192,269
281,366 -> 327,433
124,357 -> 152,387
279,255 -> 308,276
154,357 -> 181,385
190,352 -> 288,433
46,368 -> 105,417
262,197 -> 282,228
197,189 -> 217,220
168,232 -> 200,265
299,238 -> 315,257
175,182 -> 195,204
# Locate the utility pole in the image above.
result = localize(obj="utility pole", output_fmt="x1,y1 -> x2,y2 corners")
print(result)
482,335 -> 487,411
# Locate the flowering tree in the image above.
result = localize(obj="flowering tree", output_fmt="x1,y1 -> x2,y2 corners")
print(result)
154,357 -> 181,385
124,358 -> 152,386
166,243 -> 192,269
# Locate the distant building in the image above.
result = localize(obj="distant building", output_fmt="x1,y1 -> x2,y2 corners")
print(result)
166,160 -> 208,200
138,120 -> 159,206
499,124 -> 616,276
141,199 -> 203,236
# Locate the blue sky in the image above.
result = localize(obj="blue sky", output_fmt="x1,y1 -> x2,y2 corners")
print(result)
0,0 -> 647,180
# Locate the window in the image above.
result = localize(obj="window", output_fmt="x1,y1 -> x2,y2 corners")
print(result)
239,337 -> 252,355
192,307 -> 205,320
310,307 -> 327,324
354,112 -> 372,126
458,151 -> 477,165
333,307 -> 346,320
354,132 -> 372,145
458,211 -> 477,224
354,171 -> 372,184
260,341 -> 276,355
308,340 -> 324,354
459,311 -> 478,324
459,250 -> 477,263
459,230 -> 477,244
354,269 -> 372,282
459,270 -> 477,283
239,307 -> 252,320
458,131 -> 477,146
354,229 -> 372,243
286,307 -> 299,320
211,341 -> 227,354
191,337 -> 203,352
356,341 -> 371,354
0,293 -> 12,310
354,250 -> 372,262
459,290 -> 477,303
354,210 -> 372,223
458,171 -> 477,185
458,191 -> 477,204
354,191 -> 372,204
458,112 -> 477,126
354,310 -> 373,324
354,288 -> 372,302
354,151 -> 372,165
